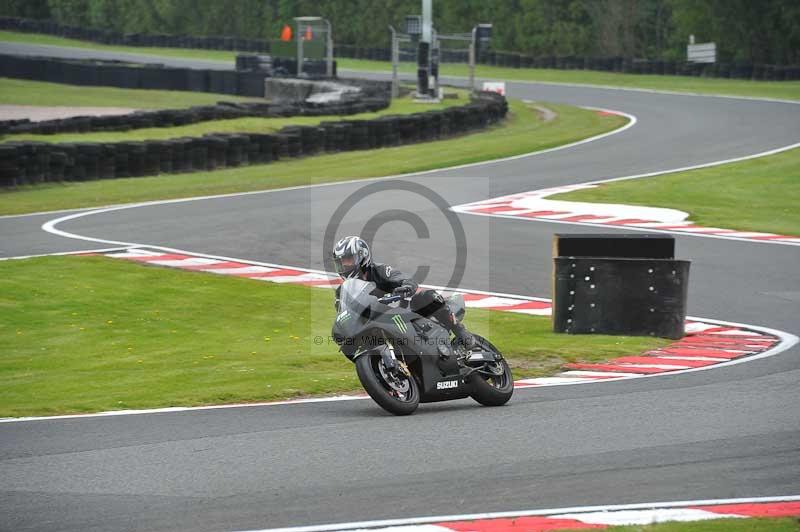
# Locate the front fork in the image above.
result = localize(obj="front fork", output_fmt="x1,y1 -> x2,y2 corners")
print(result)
380,342 -> 398,371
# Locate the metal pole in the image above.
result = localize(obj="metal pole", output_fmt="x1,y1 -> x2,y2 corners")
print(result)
432,27 -> 439,98
389,26 -> 399,99
417,0 -> 432,97
421,0 -> 432,43
296,21 -> 303,77
325,19 -> 334,78
469,25 -> 477,93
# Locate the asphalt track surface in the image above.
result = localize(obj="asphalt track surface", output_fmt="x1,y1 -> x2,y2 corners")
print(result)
1,42 -> 799,532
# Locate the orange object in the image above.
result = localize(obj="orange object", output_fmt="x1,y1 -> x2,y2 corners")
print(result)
304,25 -> 313,41
280,24 -> 293,42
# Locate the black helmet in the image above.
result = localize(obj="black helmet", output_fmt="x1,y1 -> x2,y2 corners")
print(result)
332,236 -> 371,279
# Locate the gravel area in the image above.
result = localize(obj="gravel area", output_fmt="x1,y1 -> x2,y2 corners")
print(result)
0,105 -> 137,122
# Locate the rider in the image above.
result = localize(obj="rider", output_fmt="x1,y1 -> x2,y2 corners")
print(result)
332,235 -> 476,350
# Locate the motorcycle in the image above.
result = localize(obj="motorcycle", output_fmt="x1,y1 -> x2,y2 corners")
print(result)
332,278 -> 513,415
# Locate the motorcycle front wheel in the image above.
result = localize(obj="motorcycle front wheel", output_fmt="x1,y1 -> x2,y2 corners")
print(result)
468,335 -> 514,407
355,354 -> 420,416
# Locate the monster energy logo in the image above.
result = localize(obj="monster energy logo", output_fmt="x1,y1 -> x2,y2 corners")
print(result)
337,311 -> 352,324
391,315 -> 408,334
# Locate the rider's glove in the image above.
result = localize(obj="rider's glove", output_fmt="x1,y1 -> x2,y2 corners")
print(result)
392,285 -> 414,297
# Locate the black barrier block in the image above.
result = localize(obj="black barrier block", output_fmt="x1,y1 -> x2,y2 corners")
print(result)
154,141 -> 173,174
113,143 -> 130,178
207,71 -> 226,94
553,257 -> 690,339
203,135 -> 228,169
0,144 -> 20,187
220,71 -> 239,95
126,142 -> 147,177
236,72 -> 266,97
77,143 -> 101,180
48,151 -> 67,182
138,66 -> 171,91
554,233 -> 675,259
174,138 -> 195,172
189,138 -> 209,170
144,143 -> 162,175
103,65 -> 136,89
253,134 -> 274,163
224,135 -> 245,166
186,69 -> 209,92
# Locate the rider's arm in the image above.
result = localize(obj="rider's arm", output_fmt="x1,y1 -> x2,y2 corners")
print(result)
375,263 -> 418,295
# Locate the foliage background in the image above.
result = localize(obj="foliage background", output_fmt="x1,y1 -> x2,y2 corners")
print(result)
1,0 -> 798,64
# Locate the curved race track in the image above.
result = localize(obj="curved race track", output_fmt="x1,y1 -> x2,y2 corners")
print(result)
1,42 -> 799,532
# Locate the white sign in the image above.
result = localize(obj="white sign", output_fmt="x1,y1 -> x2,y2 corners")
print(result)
482,81 -> 506,96
687,42 -> 716,63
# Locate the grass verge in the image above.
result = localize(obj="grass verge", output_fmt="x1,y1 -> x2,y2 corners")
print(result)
2,30 -> 799,101
0,99 -> 627,215
554,146 -> 800,235
2,86 -> 466,144
589,517 -> 800,532
0,255 -> 666,418
0,77 -> 259,109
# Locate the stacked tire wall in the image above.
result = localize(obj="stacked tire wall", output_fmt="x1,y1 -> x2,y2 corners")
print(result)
0,53 -> 338,97
1,16 -> 798,81
0,92 -> 508,188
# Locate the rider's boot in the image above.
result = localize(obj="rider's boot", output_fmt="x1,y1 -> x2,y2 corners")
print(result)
432,305 -> 476,351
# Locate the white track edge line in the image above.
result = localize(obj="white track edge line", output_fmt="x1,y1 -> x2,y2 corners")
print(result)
0,246 -> 132,261
234,495 -> 800,532
0,395 -> 369,424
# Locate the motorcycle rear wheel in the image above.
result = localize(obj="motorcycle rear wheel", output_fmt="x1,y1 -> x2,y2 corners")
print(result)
355,354 -> 420,416
468,335 -> 514,407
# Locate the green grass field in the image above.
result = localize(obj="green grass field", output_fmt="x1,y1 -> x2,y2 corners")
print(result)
0,77 -> 259,109
555,146 -> 800,236
0,255 -> 666,417
1,83 -> 466,143
0,99 -> 627,215
2,30 -> 799,101
590,517 -> 800,532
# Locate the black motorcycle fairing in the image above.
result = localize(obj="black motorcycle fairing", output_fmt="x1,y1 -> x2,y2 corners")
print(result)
333,280 -> 416,360
333,278 -> 474,403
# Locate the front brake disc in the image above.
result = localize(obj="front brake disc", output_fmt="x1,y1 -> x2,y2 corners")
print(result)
378,361 -> 410,393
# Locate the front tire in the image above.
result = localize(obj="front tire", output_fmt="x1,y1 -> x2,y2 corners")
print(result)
469,335 -> 514,407
355,354 -> 419,416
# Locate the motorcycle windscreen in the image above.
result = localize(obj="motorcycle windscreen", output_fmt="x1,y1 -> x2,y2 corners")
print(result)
338,278 -> 378,317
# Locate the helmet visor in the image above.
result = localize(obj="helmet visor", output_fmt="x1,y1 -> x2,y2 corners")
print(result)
333,255 -> 359,278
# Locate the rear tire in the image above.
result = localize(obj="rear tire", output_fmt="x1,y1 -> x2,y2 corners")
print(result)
355,354 -> 419,416
468,335 -> 514,407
